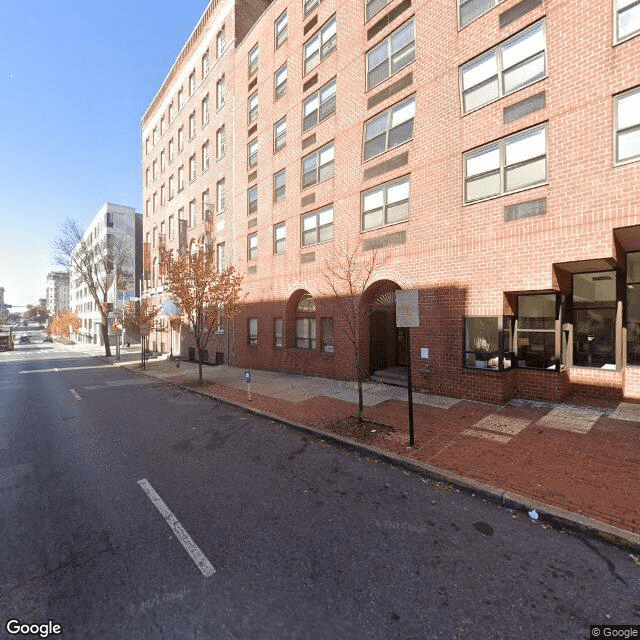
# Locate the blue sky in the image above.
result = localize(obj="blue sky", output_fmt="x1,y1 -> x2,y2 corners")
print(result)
0,0 -> 208,308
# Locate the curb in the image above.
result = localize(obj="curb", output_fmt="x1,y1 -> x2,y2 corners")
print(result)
125,362 -> 640,552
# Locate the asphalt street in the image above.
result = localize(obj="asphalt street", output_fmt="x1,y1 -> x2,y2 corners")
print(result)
1,339 -> 639,639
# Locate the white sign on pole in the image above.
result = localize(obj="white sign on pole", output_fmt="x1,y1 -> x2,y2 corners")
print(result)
395,290 -> 420,328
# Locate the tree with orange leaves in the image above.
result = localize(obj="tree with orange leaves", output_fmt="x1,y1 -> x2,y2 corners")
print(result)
160,244 -> 242,384
49,311 -> 81,340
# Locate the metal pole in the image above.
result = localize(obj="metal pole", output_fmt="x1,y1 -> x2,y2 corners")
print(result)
407,328 -> 415,447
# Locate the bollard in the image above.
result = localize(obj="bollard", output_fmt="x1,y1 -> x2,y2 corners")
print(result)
176,356 -> 181,368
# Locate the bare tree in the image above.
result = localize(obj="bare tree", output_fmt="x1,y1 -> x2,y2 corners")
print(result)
322,243 -> 387,423
54,218 -> 133,357
160,244 -> 243,384
123,299 -> 163,368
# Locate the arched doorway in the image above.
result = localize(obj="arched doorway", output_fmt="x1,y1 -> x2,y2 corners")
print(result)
365,281 -> 406,375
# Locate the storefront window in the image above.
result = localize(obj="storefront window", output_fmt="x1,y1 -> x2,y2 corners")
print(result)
627,253 -> 640,365
573,272 -> 617,368
516,293 -> 562,370
464,316 -> 513,370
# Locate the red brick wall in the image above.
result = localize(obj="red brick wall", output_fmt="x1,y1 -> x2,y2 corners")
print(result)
569,367 -> 624,401
143,0 -> 640,404
515,368 -> 570,402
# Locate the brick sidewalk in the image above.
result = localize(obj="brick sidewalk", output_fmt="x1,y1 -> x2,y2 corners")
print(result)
127,359 -> 640,543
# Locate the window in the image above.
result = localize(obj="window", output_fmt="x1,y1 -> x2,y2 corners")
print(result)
321,318 -> 334,353
152,160 -> 157,180
145,168 -> 149,187
160,150 -> 166,172
274,64 -> 287,100
169,102 -> 175,123
189,200 -> 197,228
273,169 -> 286,203
202,50 -> 210,77
362,176 -> 410,230
217,27 -> 225,58
367,19 -> 415,90
153,126 -> 158,145
178,127 -> 184,151
363,95 -> 416,161
304,0 -> 320,17
216,76 -> 225,108
248,186 -> 258,215
248,318 -> 258,344
573,272 -> 617,368
627,252 -> 640,365
160,116 -> 165,136
248,92 -> 258,124
202,190 -> 211,220
216,242 -> 226,272
217,179 -> 226,212
247,233 -> 258,261
160,184 -> 166,205
248,44 -> 259,77
169,175 -> 175,199
178,166 -> 184,191
295,295 -> 317,349
464,123 -> 547,203
464,316 -> 513,370
178,88 -> 185,110
459,0 -> 503,28
202,94 -> 209,125
366,0 -> 389,21
189,112 -> 196,139
301,205 -> 333,247
274,117 -> 287,151
615,87 -> 640,164
202,141 -> 210,171
248,138 -> 258,168
303,78 -> 336,132
275,10 -> 288,48
216,126 -> 225,159
145,199 -> 150,217
460,20 -> 546,114
106,212 -> 114,228
168,215 -> 174,239
145,137 -> 150,155
615,0 -> 640,43
169,138 -> 175,162
189,154 -> 196,182
274,318 -> 283,347
304,15 -> 337,74
302,141 -> 335,188
189,70 -> 196,96
153,192 -> 157,212
273,223 -> 286,254
515,294 -> 562,370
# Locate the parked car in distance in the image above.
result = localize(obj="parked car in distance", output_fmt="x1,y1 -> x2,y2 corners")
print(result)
19,335 -> 30,344
43,335 -> 53,343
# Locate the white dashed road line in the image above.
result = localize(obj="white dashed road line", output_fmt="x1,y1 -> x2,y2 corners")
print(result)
137,479 -> 216,578
70,389 -> 81,400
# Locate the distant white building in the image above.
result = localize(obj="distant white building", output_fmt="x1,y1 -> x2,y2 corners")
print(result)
70,203 -> 141,345
45,271 -> 70,318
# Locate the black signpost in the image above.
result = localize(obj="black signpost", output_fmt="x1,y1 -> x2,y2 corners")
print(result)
395,290 -> 419,448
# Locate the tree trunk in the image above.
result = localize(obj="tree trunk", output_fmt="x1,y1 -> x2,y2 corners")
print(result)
101,321 -> 111,357
196,342 -> 203,384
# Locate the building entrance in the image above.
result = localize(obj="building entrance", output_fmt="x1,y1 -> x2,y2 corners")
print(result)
367,282 -> 406,375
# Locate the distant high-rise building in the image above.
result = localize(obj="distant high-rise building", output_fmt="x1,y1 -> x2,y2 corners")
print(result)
45,272 -> 70,318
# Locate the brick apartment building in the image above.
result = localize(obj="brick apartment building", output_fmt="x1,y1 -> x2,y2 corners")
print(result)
142,0 -> 640,404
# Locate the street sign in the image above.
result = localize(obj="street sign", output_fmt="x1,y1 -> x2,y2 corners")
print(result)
140,323 -> 150,336
395,290 -> 419,327
244,370 -> 251,383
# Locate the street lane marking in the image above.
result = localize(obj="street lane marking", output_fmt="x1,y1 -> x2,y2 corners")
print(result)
70,389 -> 82,400
137,479 -> 216,578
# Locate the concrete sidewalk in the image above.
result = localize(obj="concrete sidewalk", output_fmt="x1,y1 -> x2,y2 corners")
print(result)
112,356 -> 640,549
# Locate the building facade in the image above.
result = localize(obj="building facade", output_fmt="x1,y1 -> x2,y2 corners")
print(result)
70,203 -> 141,345
143,0 -> 640,403
45,272 -> 70,318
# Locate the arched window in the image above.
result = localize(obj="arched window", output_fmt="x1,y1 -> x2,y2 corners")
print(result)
295,293 -> 316,349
